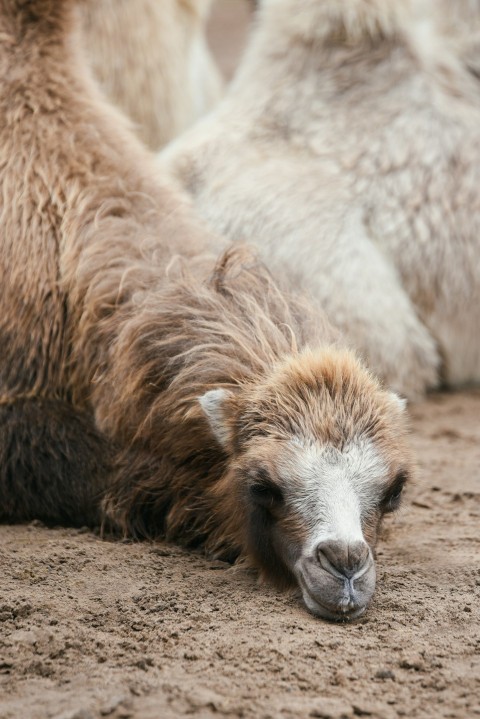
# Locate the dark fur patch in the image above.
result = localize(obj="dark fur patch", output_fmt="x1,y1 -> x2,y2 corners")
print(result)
0,397 -> 112,527
247,504 -> 296,590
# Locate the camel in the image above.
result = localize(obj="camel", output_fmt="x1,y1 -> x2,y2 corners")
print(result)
0,0 -> 412,620
160,0 -> 480,400
79,0 -> 223,149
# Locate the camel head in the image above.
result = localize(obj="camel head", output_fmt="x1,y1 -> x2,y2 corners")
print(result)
200,348 -> 411,621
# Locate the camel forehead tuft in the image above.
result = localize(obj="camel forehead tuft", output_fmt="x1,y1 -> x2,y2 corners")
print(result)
238,348 -> 408,452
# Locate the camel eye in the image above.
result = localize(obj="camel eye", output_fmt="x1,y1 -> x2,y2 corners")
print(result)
248,469 -> 284,509
249,483 -> 284,509
381,470 -> 408,513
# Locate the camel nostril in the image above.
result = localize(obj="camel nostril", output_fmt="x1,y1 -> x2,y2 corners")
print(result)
299,539 -> 376,619
316,539 -> 370,579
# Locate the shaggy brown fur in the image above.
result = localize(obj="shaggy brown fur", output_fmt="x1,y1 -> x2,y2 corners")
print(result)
100,246 -> 410,573
0,0 -> 411,613
0,0 -> 212,522
0,398 -> 112,527
101,249 -> 333,546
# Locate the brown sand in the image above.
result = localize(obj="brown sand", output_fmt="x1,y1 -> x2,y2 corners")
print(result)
1,4 -> 479,718
1,391 -> 479,719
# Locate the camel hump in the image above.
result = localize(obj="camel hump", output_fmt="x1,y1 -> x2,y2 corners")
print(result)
0,397 -> 112,528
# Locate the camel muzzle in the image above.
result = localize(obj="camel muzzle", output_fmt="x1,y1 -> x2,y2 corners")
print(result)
295,539 -> 376,621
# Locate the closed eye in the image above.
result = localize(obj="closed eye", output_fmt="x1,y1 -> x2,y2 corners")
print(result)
250,482 -> 284,508
380,470 -> 408,513
248,468 -> 284,510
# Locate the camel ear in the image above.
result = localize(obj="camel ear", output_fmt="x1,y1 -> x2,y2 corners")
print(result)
199,388 -> 237,449
389,392 -> 407,412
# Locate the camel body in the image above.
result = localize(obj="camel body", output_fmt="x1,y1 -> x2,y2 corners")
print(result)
0,0 -> 411,620
80,0 -> 223,149
161,0 -> 480,399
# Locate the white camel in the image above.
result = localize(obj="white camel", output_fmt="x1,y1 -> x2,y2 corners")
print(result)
160,0 -> 480,400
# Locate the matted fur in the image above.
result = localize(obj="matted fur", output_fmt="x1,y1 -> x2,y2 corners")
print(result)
100,248 -> 334,548
101,245 -> 410,570
160,0 -> 480,399
79,0 -> 223,149
102,257 -> 411,613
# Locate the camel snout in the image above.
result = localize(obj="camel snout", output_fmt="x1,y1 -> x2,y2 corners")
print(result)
297,539 -> 376,621
316,539 -> 371,580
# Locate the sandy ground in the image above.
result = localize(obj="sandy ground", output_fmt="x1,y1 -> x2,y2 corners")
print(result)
1,391 -> 479,719
1,3 -> 480,719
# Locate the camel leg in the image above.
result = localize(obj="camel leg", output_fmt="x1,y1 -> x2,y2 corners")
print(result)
307,223 -> 441,400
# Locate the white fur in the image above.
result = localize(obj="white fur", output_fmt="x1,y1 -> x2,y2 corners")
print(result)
389,393 -> 407,412
159,0 -> 480,399
435,0 -> 480,78
199,388 -> 232,449
284,438 -> 383,619
80,0 -> 223,150
283,439 -> 387,549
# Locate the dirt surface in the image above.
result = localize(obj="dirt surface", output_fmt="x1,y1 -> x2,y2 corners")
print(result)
1,4 -> 480,719
1,391 -> 479,719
